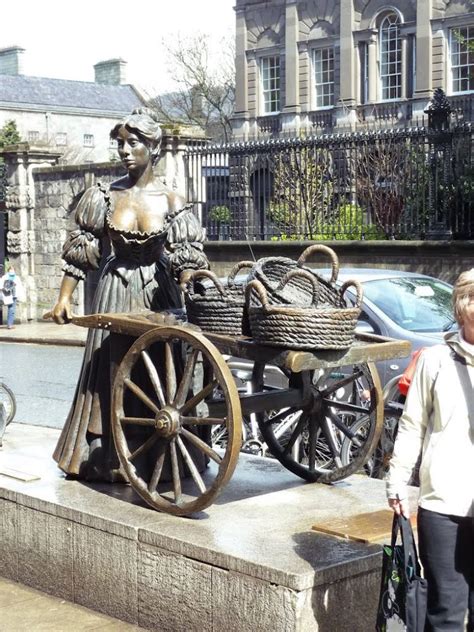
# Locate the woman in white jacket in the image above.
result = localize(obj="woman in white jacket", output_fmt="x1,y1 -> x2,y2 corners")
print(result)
387,269 -> 474,632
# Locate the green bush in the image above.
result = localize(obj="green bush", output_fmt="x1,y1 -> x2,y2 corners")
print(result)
208,205 -> 231,224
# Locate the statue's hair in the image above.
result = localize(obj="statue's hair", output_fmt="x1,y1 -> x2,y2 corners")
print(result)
453,268 -> 474,325
110,108 -> 162,162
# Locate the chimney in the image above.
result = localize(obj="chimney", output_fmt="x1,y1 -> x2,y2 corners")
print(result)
0,46 -> 25,75
94,58 -> 127,85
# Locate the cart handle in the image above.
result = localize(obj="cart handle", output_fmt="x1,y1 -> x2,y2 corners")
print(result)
245,279 -> 270,309
296,244 -> 339,284
276,269 -> 320,306
185,269 -> 227,298
340,279 -> 363,309
228,260 -> 255,288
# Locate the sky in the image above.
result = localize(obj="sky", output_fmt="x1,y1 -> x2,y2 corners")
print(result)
2,0 -> 235,94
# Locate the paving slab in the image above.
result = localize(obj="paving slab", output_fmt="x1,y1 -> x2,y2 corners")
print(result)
0,422 -> 419,631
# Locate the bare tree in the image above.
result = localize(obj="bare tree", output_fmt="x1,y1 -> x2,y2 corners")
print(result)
150,32 -> 235,142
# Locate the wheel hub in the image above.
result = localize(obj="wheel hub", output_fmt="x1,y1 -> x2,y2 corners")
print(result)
154,406 -> 181,437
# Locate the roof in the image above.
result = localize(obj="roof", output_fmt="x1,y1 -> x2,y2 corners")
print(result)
0,74 -> 143,114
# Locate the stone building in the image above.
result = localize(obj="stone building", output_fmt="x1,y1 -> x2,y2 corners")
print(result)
0,47 -> 145,163
232,0 -> 474,139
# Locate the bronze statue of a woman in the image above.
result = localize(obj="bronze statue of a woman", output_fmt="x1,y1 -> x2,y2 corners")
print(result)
50,108 -> 209,481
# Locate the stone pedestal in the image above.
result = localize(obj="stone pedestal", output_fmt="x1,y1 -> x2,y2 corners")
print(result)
0,423 -> 419,631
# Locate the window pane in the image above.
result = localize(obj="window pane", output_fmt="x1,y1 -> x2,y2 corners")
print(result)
261,56 -> 280,114
451,28 -> 474,93
380,14 -> 402,100
313,47 -> 335,108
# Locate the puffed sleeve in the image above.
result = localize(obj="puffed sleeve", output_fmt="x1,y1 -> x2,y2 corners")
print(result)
61,184 -> 108,280
166,206 -> 209,281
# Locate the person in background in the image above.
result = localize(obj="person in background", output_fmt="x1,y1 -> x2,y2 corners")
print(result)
0,265 -> 25,329
386,268 -> 474,631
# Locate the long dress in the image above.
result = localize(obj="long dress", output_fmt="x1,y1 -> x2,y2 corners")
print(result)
53,182 -> 209,480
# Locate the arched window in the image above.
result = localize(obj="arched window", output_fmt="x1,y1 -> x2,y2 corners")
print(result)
379,13 -> 402,100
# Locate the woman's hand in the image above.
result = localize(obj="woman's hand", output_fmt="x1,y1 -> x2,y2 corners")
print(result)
179,269 -> 194,292
388,496 -> 410,518
45,299 -> 73,325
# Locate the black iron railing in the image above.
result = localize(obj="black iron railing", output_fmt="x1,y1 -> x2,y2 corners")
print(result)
186,94 -> 474,242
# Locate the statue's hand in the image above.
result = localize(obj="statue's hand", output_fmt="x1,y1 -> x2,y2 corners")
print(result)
45,299 -> 73,325
179,269 -> 194,292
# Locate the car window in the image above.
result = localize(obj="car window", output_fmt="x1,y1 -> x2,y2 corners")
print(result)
362,278 -> 454,333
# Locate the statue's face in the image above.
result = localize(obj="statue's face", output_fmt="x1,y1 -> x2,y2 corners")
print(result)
116,126 -> 151,174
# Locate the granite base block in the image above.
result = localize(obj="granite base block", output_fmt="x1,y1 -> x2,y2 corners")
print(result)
0,424 -> 414,631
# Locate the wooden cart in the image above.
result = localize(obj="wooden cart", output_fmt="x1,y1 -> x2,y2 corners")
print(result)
73,312 -> 410,516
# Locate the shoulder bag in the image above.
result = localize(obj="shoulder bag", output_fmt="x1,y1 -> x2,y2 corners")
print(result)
376,513 -> 427,631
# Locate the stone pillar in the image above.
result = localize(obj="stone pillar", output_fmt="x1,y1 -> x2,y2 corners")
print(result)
1,144 -> 61,322
281,0 -> 300,134
367,33 -> 378,103
339,0 -> 356,107
232,7 -> 250,140
336,0 -> 357,128
414,0 -> 433,100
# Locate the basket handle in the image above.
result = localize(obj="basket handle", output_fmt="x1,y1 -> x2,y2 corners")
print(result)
340,279 -> 363,309
296,244 -> 339,284
185,269 -> 227,298
245,279 -> 269,310
228,260 -> 255,287
276,269 -> 320,306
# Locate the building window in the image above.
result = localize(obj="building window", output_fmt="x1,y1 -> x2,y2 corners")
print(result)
28,131 -> 39,143
55,132 -> 67,146
313,48 -> 335,108
451,27 -> 474,93
260,56 -> 280,114
83,134 -> 94,147
380,13 -> 402,101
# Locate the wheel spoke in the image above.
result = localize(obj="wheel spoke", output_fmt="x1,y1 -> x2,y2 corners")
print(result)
170,439 -> 182,503
174,349 -> 199,408
321,370 -> 364,397
180,379 -> 218,415
176,435 -> 206,494
148,443 -> 167,492
129,431 -> 160,461
165,342 -> 177,404
283,411 -> 309,456
262,407 -> 299,426
308,416 -> 319,472
120,416 -> 155,427
124,378 -> 159,415
321,417 -> 343,467
181,428 -> 222,465
323,398 -> 370,415
181,416 -> 226,426
141,350 -> 166,409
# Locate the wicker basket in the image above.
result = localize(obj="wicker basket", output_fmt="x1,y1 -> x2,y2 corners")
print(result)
248,244 -> 342,308
246,269 -> 363,350
184,261 -> 254,336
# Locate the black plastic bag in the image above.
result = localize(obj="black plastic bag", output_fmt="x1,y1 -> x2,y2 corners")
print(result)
376,514 -> 427,631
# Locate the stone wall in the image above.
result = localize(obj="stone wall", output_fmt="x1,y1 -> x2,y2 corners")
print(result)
205,240 -> 474,286
33,162 -> 125,315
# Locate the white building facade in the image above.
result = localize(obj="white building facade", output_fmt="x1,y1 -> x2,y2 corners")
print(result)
232,0 -> 474,138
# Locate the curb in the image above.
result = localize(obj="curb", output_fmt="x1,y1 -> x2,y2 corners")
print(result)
0,336 -> 86,347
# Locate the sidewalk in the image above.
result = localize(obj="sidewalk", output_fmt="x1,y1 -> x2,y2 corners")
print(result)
0,320 -> 87,346
0,577 -> 146,631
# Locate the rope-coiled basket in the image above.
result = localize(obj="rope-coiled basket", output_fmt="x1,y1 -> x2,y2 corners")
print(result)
184,261 -> 253,336
248,244 -> 342,307
246,269 -> 363,350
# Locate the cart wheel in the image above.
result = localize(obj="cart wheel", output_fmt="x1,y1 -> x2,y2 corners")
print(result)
112,326 -> 242,515
256,362 -> 383,483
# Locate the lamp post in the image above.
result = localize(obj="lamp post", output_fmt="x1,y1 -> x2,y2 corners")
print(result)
424,88 -> 453,239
